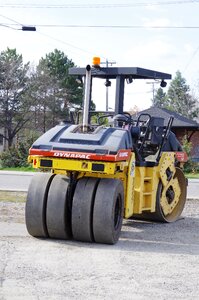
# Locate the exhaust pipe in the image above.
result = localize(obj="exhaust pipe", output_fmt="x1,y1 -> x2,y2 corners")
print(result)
83,64 -> 92,132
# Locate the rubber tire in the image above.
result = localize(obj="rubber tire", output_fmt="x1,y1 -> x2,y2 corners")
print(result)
93,178 -> 124,244
72,177 -> 99,242
25,173 -> 54,237
46,175 -> 72,239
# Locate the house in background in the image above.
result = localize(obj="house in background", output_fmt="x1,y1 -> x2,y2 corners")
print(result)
133,107 -> 199,161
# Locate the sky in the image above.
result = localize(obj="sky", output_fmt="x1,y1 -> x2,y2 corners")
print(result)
0,0 -> 199,112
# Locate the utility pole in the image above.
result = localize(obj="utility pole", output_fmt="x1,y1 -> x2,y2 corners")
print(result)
146,81 -> 159,102
101,59 -> 116,111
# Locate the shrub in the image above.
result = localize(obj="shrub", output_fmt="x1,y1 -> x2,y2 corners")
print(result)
0,134 -> 38,168
182,135 -> 199,173
0,147 -> 21,168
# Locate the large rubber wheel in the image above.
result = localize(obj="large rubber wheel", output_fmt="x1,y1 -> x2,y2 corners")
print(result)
25,173 -> 54,237
46,175 -> 72,239
93,178 -> 124,244
154,167 -> 187,222
72,177 -> 99,242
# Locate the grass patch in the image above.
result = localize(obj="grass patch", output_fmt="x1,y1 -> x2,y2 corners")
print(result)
185,173 -> 199,179
0,191 -> 27,202
0,166 -> 35,172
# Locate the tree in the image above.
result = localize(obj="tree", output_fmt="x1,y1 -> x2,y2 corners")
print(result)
29,61 -> 59,132
128,105 -> 140,115
0,48 -> 32,148
152,87 -> 168,108
30,49 -> 83,132
44,49 -> 83,109
167,71 -> 199,119
152,72 -> 199,119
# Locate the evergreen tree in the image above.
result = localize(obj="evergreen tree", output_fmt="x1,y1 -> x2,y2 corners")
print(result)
167,71 -> 199,119
152,87 -> 168,108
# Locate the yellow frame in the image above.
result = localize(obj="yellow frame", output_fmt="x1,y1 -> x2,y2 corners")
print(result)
29,151 -> 179,219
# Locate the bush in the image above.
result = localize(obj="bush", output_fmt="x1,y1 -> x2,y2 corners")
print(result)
183,159 -> 199,173
0,147 -> 21,168
182,135 -> 199,173
0,135 -> 37,168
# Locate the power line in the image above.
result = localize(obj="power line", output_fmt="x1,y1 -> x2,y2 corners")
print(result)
1,8 -> 199,71
30,25 -> 199,29
0,0 -> 198,9
0,13 -> 22,26
0,14 -> 36,31
2,23 -> 199,29
0,13 -> 107,59
36,31 -> 99,57
183,45 -> 199,71
0,23 -> 18,30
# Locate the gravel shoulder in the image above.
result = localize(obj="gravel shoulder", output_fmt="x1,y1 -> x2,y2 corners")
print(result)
0,200 -> 199,300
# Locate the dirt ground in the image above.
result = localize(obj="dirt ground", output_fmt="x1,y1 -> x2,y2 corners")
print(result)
0,200 -> 199,300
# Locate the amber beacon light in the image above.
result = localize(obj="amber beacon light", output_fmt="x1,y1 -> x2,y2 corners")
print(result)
92,57 -> 101,67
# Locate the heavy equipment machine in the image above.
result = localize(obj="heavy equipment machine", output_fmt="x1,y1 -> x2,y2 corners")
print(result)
26,57 -> 188,244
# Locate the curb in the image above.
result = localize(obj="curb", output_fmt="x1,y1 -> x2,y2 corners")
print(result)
0,171 -> 34,176
0,189 -> 28,192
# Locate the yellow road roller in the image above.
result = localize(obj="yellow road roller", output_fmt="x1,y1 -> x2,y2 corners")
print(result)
26,58 -> 187,244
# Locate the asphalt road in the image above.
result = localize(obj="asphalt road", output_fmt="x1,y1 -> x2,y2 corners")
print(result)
0,171 -> 34,192
0,171 -> 198,199
0,200 -> 199,299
